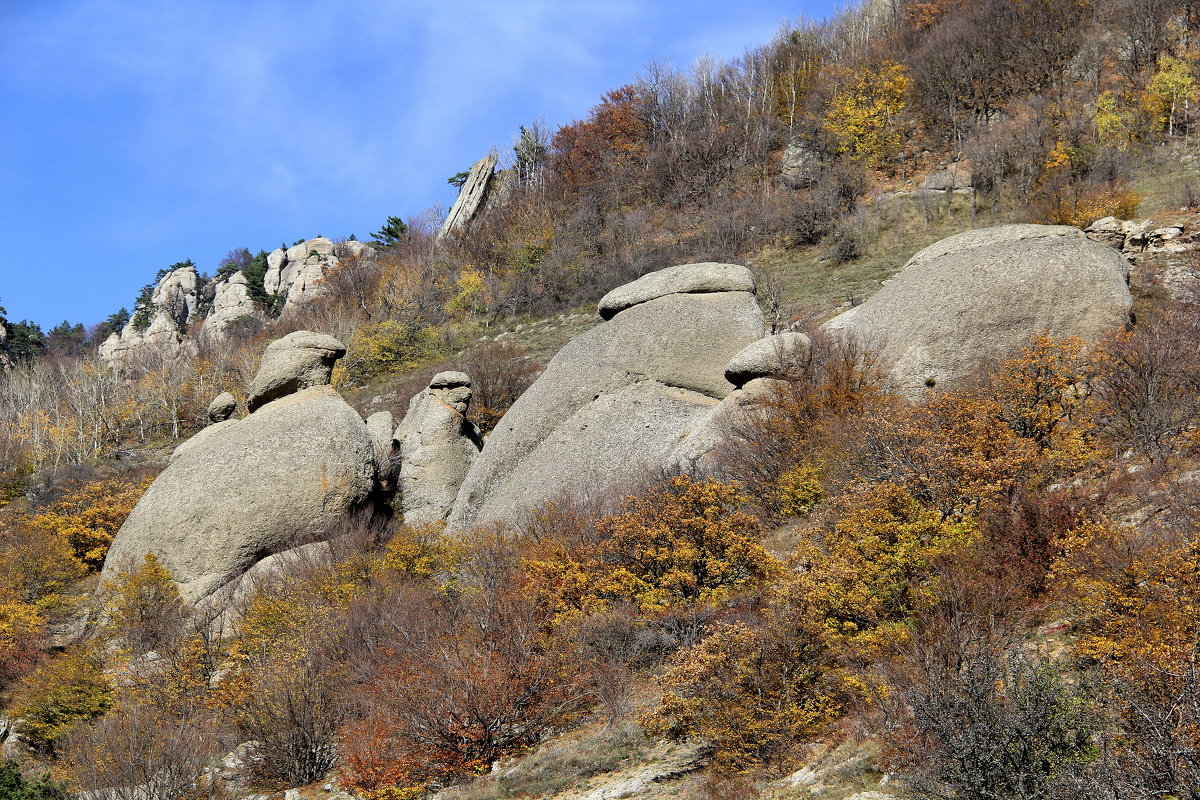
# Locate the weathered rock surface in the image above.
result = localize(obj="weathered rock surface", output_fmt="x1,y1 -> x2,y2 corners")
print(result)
207,392 -> 237,423
598,262 -> 755,320
724,332 -> 812,387
365,411 -> 397,491
99,265 -> 201,363
823,224 -> 1132,396
448,264 -> 765,530
781,136 -> 819,187
439,154 -> 498,238
394,372 -> 481,525
246,331 -> 345,412
921,160 -> 973,191
102,384 -> 377,603
263,237 -> 372,311
204,272 -> 262,338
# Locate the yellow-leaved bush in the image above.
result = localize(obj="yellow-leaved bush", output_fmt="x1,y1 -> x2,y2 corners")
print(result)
27,474 -> 153,569
527,476 -> 781,617
648,482 -> 979,770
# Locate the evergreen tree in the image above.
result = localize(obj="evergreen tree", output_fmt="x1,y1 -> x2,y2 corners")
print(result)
370,216 -> 409,248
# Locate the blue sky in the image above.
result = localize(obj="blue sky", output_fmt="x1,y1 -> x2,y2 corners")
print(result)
0,1 -> 837,329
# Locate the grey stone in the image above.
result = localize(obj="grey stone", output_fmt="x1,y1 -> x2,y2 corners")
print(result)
781,136 -> 819,187
921,160 -> 973,191
823,224 -> 1133,397
597,262 -> 756,320
448,287 -> 764,530
439,154 -> 498,238
724,332 -> 812,387
207,392 -> 237,423
205,272 -> 262,339
101,385 -> 376,603
98,265 -> 200,364
365,411 -> 397,490
395,375 -> 482,526
246,331 -> 345,412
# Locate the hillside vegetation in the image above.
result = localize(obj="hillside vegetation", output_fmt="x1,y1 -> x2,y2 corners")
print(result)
4,0 -> 1200,798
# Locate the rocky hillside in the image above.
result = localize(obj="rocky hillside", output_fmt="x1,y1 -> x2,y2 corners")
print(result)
6,0 -> 1200,797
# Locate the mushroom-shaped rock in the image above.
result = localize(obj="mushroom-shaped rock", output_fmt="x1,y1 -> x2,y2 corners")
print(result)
246,331 -> 345,412
822,224 -> 1132,397
448,265 -> 764,531
207,392 -> 237,423
394,372 -> 481,526
597,263 -> 756,320
724,332 -> 812,387
101,385 -> 377,603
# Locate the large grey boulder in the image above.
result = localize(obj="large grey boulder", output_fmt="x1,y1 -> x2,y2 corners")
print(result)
101,385 -> 377,603
207,392 -> 237,423
598,263 -> 756,320
448,264 -> 764,530
823,224 -> 1132,396
394,372 -> 482,526
724,332 -> 812,387
246,331 -> 345,412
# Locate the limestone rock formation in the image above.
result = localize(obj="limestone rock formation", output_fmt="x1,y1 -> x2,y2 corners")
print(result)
823,224 -> 1133,396
99,264 -> 201,363
102,331 -> 383,604
0,324 -> 10,370
447,263 -> 765,530
724,332 -> 812,387
439,154 -> 499,238
263,237 -> 372,312
204,272 -> 261,339
246,331 -> 345,412
207,392 -> 237,423
394,372 -> 481,525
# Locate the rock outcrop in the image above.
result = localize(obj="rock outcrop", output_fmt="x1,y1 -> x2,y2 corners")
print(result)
439,154 -> 499,238
921,160 -> 973,192
203,272 -> 261,338
101,332 -> 383,604
394,372 -> 482,525
823,224 -> 1133,396
447,263 -> 765,530
99,265 -> 201,362
264,237 -> 372,312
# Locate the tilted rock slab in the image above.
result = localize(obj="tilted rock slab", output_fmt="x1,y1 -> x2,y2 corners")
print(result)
438,153 -> 498,238
395,371 -> 482,526
822,224 -> 1132,397
101,385 -> 377,603
447,263 -> 764,530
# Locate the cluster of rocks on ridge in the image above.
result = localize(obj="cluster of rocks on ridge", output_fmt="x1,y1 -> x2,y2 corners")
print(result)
104,224 -> 1136,612
100,330 -> 480,607
98,237 -> 373,365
